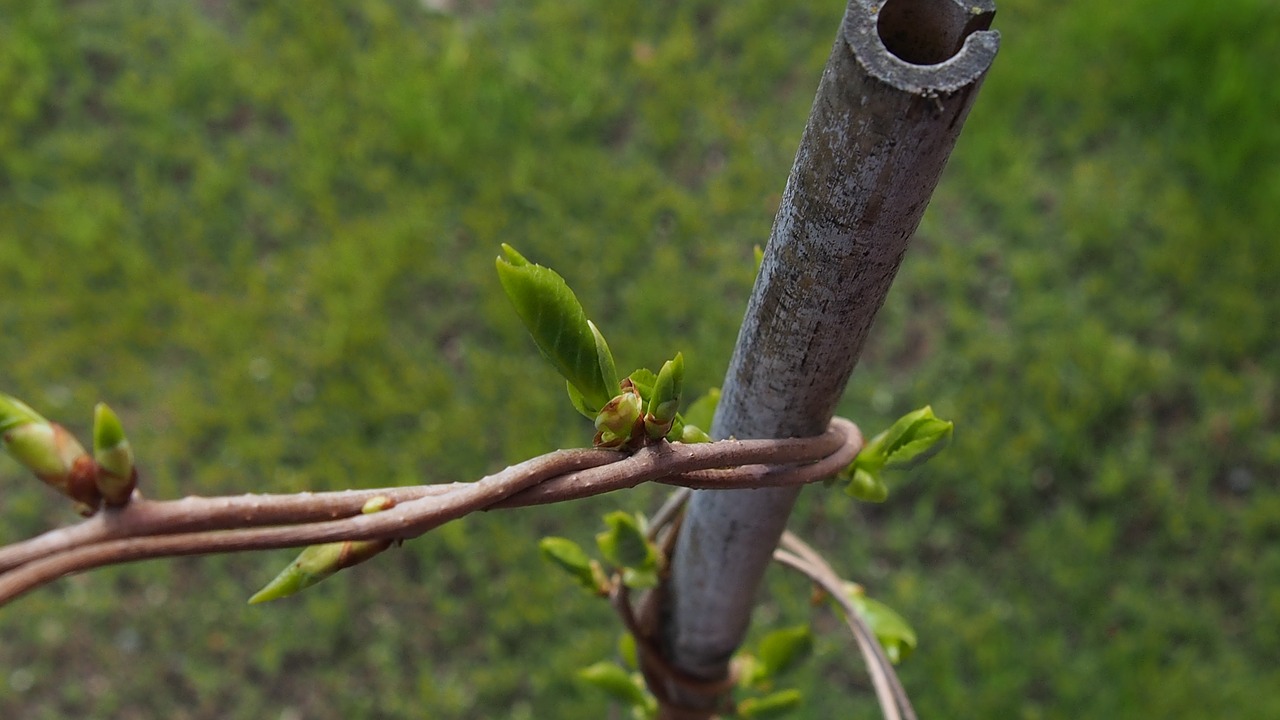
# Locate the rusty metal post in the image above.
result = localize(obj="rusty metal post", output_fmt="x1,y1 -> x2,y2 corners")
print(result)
655,0 -> 999,714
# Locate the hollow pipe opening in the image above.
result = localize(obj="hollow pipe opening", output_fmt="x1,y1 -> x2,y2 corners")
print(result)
876,0 -> 976,65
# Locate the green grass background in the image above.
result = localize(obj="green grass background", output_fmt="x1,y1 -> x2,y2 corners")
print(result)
1,0 -> 1277,717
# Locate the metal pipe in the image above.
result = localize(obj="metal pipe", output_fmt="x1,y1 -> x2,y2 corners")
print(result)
657,0 -> 999,713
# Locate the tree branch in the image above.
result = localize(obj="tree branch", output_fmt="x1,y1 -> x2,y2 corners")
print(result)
0,419 -> 860,606
774,531 -> 918,720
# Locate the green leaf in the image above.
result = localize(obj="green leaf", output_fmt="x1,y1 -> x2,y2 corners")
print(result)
617,632 -> 639,671
682,387 -> 720,432
596,511 -> 656,573
567,382 -> 598,421
495,244 -> 618,412
861,406 -> 953,471
846,592 -> 918,664
626,368 -> 658,400
841,405 -> 953,499
539,537 -> 601,591
738,689 -> 803,718
589,320 -> 619,405
577,661 -> 651,709
757,625 -> 813,679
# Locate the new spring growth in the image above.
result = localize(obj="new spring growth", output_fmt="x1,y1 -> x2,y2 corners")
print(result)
495,244 -> 620,417
1,393 -> 101,516
93,403 -> 137,507
843,405 -> 953,502
644,353 -> 684,441
248,495 -> 398,604
593,388 -> 644,450
843,583 -> 918,664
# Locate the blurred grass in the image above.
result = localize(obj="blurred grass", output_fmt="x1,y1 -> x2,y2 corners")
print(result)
1,0 -> 1276,717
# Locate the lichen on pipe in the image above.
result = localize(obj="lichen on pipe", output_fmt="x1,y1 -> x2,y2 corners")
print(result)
657,0 -> 999,714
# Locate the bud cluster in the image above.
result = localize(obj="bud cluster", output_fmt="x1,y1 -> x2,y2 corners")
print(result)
1,394 -> 138,516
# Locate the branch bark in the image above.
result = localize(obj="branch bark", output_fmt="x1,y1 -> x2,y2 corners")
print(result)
657,0 -> 998,713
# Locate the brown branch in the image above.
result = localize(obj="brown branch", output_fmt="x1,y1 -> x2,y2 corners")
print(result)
0,419 -> 861,607
774,531 -> 918,720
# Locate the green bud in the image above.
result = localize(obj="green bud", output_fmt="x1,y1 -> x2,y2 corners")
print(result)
0,393 -> 47,433
93,403 -> 137,507
360,495 -> 396,514
593,390 -> 643,449
644,353 -> 684,440
4,421 -> 73,480
249,497 -> 397,604
844,467 -> 889,502
2,403 -> 102,516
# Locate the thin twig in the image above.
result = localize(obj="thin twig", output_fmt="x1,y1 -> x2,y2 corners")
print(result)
0,419 -> 861,606
773,534 -> 917,720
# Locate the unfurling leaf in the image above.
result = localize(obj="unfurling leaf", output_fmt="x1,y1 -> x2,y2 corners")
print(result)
846,589 -> 918,664
841,405 -> 952,502
596,511 -> 658,588
495,244 -> 619,413
588,320 -> 619,405
865,405 -> 953,471
644,353 -> 683,440
626,368 -> 658,400
93,402 -> 137,507
248,496 -> 398,604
